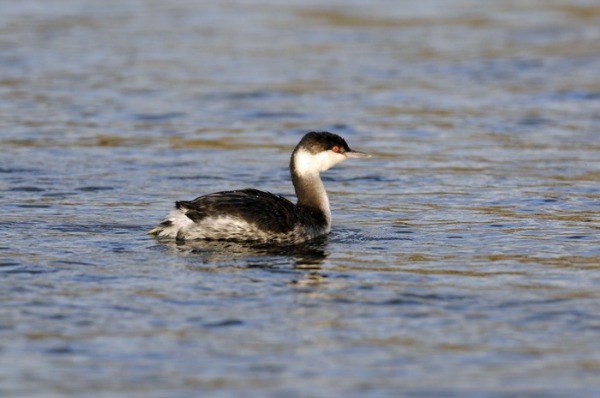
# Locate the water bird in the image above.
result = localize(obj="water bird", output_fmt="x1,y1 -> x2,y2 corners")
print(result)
149,131 -> 370,243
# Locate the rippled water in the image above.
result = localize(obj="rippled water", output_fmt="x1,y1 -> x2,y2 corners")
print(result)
1,1 -> 600,396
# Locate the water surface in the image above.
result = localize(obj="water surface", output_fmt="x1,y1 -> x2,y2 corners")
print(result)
1,1 -> 599,397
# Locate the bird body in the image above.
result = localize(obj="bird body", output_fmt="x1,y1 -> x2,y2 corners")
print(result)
150,132 -> 368,243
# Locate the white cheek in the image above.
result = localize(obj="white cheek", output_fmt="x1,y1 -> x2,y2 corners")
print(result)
294,150 -> 317,175
314,151 -> 347,171
294,149 -> 347,175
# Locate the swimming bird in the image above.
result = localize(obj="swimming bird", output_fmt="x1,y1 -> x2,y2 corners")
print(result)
149,131 -> 369,243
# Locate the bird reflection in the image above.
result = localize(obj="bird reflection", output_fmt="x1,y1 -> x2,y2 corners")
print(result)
154,235 -> 329,269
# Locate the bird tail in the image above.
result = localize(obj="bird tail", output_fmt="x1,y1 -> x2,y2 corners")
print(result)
148,209 -> 189,239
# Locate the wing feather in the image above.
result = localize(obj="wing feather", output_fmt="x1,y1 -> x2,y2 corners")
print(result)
176,189 -> 302,233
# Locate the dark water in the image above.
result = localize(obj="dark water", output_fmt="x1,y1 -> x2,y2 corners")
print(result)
1,1 -> 600,396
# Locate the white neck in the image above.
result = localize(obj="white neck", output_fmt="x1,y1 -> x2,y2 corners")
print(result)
290,148 -> 347,227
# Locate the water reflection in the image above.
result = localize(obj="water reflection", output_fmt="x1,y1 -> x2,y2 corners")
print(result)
154,236 -> 330,269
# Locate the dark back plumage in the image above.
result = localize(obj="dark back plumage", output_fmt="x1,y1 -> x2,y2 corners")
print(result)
176,189 -> 327,234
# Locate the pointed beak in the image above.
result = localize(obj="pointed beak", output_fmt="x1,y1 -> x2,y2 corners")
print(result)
345,149 -> 371,158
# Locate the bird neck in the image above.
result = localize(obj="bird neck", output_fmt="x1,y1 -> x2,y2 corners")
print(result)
291,170 -> 331,227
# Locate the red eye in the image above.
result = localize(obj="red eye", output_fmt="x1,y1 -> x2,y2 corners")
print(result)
332,146 -> 340,153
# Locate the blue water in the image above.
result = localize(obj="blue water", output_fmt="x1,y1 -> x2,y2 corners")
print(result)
1,1 -> 600,397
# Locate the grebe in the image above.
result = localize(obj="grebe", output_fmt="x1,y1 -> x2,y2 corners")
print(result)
149,131 -> 369,243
